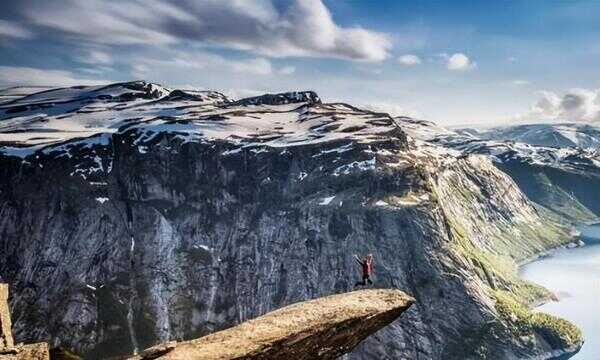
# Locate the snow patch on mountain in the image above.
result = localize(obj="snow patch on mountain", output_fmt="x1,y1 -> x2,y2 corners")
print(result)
456,123 -> 600,149
0,82 -> 402,160
394,116 -> 600,170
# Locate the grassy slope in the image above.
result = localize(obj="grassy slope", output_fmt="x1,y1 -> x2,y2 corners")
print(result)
432,155 -> 583,354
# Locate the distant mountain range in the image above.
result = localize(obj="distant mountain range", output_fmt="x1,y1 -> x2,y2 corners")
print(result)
399,117 -> 600,222
456,123 -> 600,149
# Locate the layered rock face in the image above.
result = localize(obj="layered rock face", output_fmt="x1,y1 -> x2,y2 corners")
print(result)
0,284 -> 49,360
131,289 -> 414,360
0,82 -> 582,359
0,285 -> 13,351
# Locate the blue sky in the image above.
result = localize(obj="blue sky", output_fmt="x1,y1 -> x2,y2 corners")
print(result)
1,0 -> 600,126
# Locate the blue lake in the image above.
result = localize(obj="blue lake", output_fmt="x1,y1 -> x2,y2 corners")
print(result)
520,224 -> 600,359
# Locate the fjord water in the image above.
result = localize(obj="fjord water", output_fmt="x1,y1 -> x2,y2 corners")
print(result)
520,224 -> 600,359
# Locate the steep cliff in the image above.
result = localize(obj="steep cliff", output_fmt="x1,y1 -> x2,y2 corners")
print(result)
0,82 -> 582,359
0,284 -> 50,360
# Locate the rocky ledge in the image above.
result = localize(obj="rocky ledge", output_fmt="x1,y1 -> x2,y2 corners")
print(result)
130,289 -> 414,360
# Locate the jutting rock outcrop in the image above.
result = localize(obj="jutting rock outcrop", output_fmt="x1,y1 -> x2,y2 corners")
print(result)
130,289 -> 414,360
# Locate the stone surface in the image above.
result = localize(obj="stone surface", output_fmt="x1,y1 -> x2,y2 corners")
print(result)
0,342 -> 50,360
0,284 -> 13,351
134,341 -> 177,360
131,289 -> 414,360
0,284 -> 48,360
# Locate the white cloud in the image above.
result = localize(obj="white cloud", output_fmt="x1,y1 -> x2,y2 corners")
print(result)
77,50 -> 113,65
20,0 -> 391,62
510,79 -> 531,86
516,88 -> 600,122
354,66 -> 383,75
130,63 -> 151,79
507,56 -> 518,62
223,88 -> 265,100
0,20 -> 33,40
0,66 -> 110,87
23,1 -> 178,45
446,53 -> 476,71
278,66 -> 296,75
130,52 -> 278,78
78,66 -> 114,75
171,84 -> 203,91
360,102 -> 422,118
397,54 -> 421,66
231,58 -> 272,75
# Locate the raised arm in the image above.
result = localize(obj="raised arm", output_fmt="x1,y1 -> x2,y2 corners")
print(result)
366,255 -> 374,267
354,255 -> 363,266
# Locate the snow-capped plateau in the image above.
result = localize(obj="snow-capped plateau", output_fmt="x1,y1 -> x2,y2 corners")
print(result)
397,117 -> 600,170
456,122 -> 600,150
0,86 -> 55,105
0,81 -> 401,158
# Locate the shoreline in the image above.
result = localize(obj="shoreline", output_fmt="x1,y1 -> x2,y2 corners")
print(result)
516,220 -> 600,268
517,238 -> 586,268
517,223 -> 597,309
516,226 -> 600,359
519,223 -> 600,309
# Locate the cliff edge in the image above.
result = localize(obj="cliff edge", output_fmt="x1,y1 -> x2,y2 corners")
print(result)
131,289 -> 414,360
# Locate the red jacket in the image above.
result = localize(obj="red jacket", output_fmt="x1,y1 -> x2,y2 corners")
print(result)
356,257 -> 373,276
362,261 -> 371,276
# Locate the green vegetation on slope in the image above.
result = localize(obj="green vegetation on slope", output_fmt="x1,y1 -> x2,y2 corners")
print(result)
428,156 -> 583,355
443,203 -> 556,298
493,290 -> 582,349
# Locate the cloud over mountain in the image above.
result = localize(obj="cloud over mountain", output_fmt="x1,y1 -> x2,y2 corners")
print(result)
517,88 -> 600,122
360,101 -> 422,118
10,0 -> 391,62
0,66 -> 110,86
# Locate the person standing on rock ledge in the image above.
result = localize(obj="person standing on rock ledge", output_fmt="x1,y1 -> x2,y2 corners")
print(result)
354,254 -> 374,286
